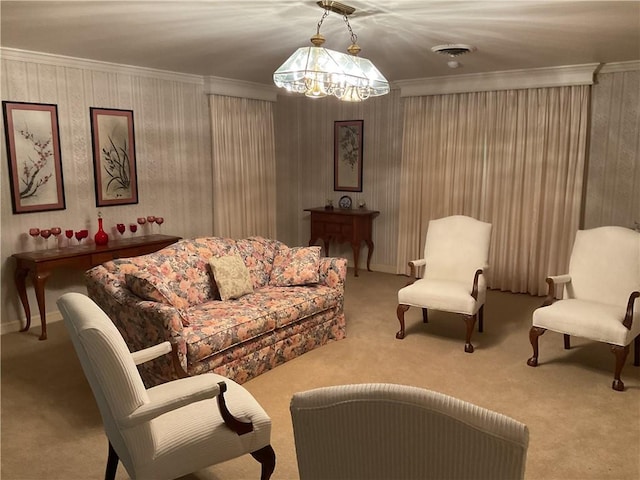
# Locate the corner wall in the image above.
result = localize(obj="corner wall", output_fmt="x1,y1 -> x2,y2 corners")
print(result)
1,51 -> 213,333
274,90 -> 404,273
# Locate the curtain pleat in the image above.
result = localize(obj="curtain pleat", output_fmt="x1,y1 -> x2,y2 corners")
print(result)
397,86 -> 589,295
209,95 -> 276,238
396,94 -> 486,274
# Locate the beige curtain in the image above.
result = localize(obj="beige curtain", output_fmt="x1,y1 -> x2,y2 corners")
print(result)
209,95 -> 276,238
397,86 -> 590,295
396,94 -> 486,274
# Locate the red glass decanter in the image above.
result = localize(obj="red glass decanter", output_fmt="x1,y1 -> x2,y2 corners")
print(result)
94,215 -> 109,246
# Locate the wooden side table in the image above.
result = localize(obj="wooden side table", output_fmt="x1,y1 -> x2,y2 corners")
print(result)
304,207 -> 380,277
11,234 -> 181,340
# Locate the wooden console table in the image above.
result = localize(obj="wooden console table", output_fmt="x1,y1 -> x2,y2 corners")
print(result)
11,234 -> 181,340
305,207 -> 380,277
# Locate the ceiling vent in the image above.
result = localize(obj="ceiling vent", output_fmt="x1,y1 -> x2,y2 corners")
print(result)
431,44 -> 476,57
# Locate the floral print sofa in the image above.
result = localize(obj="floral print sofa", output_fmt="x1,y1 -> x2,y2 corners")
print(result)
85,236 -> 347,387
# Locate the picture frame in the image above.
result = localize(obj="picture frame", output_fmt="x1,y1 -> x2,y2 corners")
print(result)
334,119 -> 363,192
2,101 -> 66,214
90,107 -> 138,206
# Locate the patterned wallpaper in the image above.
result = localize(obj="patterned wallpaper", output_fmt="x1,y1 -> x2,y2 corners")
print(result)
584,69 -> 640,229
1,53 -> 213,331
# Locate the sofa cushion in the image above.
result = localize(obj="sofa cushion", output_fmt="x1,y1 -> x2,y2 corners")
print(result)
209,254 -> 254,301
270,246 -> 321,286
235,236 -> 284,289
180,284 -> 341,364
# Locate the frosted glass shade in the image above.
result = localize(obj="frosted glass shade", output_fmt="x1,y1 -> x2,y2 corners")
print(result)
273,46 -> 390,101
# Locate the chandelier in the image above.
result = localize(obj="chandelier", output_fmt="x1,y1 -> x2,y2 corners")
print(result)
273,1 -> 390,102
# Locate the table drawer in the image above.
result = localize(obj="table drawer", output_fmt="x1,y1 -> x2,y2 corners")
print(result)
314,213 -> 353,225
91,252 -> 115,265
325,223 -> 353,236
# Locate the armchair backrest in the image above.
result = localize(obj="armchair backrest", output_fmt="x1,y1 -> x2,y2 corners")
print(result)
423,215 -> 492,282
291,383 -> 528,480
57,292 -> 150,473
566,227 -> 640,306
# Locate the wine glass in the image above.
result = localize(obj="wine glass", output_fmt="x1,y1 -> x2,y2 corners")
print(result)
137,217 -> 146,236
65,229 -> 73,247
146,216 -> 156,233
155,216 -> 164,233
51,227 -> 62,249
29,228 -> 40,250
116,223 -> 126,236
40,229 -> 52,249
129,223 -> 138,237
75,230 -> 89,245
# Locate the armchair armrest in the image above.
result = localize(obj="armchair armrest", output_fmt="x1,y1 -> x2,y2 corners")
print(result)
121,378 -> 254,435
407,258 -> 426,283
542,274 -> 572,306
121,375 -> 221,427
471,269 -> 484,300
131,341 -> 188,378
623,291 -> 640,330
131,341 -> 172,365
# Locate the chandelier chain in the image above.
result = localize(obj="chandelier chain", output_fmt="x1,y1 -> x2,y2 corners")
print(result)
316,9 -> 330,35
343,14 -> 358,45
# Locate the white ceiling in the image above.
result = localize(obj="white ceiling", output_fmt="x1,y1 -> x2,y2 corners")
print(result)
1,1 -> 639,86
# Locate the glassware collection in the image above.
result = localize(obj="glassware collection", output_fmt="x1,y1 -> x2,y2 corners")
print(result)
27,215 -> 165,251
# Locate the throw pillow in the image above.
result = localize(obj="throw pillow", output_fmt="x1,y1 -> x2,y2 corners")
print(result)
208,254 -> 254,301
124,271 -> 191,326
269,246 -> 321,287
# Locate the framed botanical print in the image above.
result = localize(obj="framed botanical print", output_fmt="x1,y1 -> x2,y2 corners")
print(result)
90,107 -> 138,206
2,101 -> 66,214
334,119 -> 363,192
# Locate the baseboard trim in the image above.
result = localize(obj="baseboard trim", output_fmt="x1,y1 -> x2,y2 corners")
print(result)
347,262 -> 397,275
1,311 -> 63,336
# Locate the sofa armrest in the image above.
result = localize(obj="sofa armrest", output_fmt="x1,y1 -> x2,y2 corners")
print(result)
85,266 -> 189,385
318,256 -> 347,292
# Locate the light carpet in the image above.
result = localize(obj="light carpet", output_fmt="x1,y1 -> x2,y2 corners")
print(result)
2,270 -> 639,479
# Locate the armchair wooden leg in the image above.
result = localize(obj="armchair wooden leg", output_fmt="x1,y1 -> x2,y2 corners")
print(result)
527,326 -> 546,367
251,445 -> 276,480
463,315 -> 476,353
105,441 -> 118,480
634,335 -> 640,367
611,344 -> 629,392
478,305 -> 484,333
563,334 -> 571,350
422,308 -> 428,323
396,304 -> 410,339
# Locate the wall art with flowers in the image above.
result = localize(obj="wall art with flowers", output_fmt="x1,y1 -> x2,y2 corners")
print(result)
2,101 -> 66,214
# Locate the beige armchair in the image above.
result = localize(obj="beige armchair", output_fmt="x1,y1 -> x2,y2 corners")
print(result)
396,215 -> 492,352
527,226 -> 640,391
57,292 -> 275,480
290,383 -> 529,480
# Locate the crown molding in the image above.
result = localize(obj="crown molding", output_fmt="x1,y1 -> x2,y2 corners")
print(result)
598,60 -> 640,74
4,47 -> 634,100
0,47 -> 205,84
396,63 -> 601,97
1,47 -> 280,101
204,76 -> 278,102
